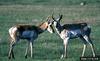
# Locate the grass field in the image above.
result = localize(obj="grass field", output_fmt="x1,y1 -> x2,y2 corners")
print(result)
0,0 -> 100,61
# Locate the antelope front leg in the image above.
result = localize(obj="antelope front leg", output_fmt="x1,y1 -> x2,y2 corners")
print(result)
83,35 -> 96,57
82,44 -> 87,57
61,38 -> 69,59
30,42 -> 33,58
90,44 -> 95,57
8,45 -> 12,59
25,42 -> 29,58
8,42 -> 15,59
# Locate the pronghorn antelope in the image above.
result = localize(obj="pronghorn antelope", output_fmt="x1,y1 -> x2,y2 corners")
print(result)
8,19 -> 54,59
49,14 -> 96,59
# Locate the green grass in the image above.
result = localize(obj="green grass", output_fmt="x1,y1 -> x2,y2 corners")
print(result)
0,0 -> 100,61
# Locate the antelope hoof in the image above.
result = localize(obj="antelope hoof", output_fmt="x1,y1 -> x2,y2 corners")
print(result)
8,56 -> 11,59
81,55 -> 84,57
25,55 -> 27,59
8,56 -> 15,59
13,57 -> 15,59
31,56 -> 33,58
60,54 -> 67,59
12,54 -> 15,59
93,55 -> 95,57
60,54 -> 64,59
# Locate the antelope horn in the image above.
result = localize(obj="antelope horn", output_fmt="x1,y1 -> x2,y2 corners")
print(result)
51,13 -> 55,21
58,14 -> 63,21
46,15 -> 50,21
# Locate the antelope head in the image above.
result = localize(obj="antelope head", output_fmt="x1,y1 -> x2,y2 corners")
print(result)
46,16 -> 55,33
51,14 -> 63,27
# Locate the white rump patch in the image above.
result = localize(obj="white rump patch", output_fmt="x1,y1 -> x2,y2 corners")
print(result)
9,27 -> 17,40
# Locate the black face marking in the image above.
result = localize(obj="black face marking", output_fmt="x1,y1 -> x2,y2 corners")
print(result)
50,25 -> 55,33
48,20 -> 50,24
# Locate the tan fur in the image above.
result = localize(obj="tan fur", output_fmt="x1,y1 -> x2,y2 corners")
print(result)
8,21 -> 54,59
39,22 -> 48,30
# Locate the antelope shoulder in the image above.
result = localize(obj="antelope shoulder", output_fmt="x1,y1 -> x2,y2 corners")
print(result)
59,29 -> 68,39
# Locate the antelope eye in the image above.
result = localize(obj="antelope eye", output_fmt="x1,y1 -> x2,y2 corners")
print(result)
48,21 -> 50,24
47,20 -> 50,24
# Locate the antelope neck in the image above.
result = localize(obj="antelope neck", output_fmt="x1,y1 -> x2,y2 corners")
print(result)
38,22 -> 48,34
54,22 -> 63,34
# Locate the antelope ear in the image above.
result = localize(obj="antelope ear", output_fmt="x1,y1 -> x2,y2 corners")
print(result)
46,16 -> 50,21
57,14 -> 63,22
46,16 -> 50,23
51,12 -> 55,20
